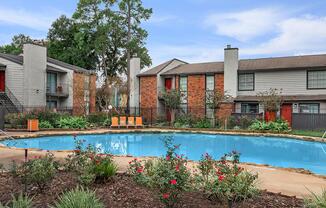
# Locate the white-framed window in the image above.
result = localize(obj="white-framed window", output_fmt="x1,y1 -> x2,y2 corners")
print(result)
179,76 -> 187,113
307,70 -> 326,89
241,103 -> 259,114
299,103 -> 319,114
205,75 -> 215,118
238,73 -> 254,91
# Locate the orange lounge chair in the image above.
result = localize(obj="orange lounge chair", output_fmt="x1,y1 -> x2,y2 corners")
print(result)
135,117 -> 144,128
120,116 -> 127,128
127,117 -> 135,128
110,117 -> 119,128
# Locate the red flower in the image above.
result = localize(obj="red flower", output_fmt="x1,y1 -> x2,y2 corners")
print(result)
170,179 -> 177,185
74,149 -> 80,154
166,155 -> 171,161
96,160 -> 100,165
128,161 -> 132,164
137,168 -> 143,173
175,165 -> 180,172
218,175 -> 225,181
162,193 -> 169,199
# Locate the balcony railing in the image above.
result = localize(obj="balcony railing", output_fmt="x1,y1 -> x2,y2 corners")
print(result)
46,83 -> 69,98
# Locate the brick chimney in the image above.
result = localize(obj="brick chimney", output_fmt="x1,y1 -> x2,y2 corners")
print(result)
224,45 -> 239,98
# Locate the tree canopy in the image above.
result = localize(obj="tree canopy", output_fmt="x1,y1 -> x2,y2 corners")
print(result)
0,34 -> 34,55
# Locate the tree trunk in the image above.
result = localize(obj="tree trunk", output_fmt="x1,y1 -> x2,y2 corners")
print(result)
170,109 -> 176,125
126,0 -> 131,111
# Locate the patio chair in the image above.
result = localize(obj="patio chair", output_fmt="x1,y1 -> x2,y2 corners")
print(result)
110,117 -> 119,128
120,116 -> 127,128
135,117 -> 144,128
127,117 -> 135,128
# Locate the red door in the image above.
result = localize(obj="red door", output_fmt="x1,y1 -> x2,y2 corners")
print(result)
0,71 -> 5,92
165,78 -> 172,121
281,104 -> 292,126
165,78 -> 172,90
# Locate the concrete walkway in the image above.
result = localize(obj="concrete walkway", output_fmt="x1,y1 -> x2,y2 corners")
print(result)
0,129 -> 326,198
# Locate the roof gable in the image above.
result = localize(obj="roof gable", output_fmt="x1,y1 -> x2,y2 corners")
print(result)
138,58 -> 187,76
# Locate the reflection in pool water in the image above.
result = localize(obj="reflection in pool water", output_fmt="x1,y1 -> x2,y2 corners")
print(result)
2,133 -> 326,175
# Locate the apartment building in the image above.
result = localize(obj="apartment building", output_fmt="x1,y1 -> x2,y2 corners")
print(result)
130,45 -> 326,125
0,44 -> 96,115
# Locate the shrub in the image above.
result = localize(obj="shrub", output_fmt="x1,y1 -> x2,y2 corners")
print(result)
86,113 -> 108,127
248,119 -> 289,132
129,137 -> 191,207
37,110 -> 67,126
194,118 -> 212,128
21,153 -> 58,191
199,152 -> 259,207
56,117 -> 88,129
173,114 -> 193,128
5,113 -> 36,129
1,193 -> 33,208
102,118 -> 111,127
304,189 -> 326,208
228,115 -> 256,130
65,138 -> 116,185
39,121 -> 53,129
51,187 -> 104,208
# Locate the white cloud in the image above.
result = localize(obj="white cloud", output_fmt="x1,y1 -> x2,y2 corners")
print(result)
205,8 -> 284,42
242,15 -> 326,55
0,7 -> 58,31
148,14 -> 179,24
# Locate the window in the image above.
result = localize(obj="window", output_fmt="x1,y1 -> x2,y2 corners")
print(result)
241,103 -> 259,114
238,73 -> 254,91
299,103 -> 319,114
307,70 -> 326,89
47,73 -> 57,94
205,75 -> 215,118
46,100 -> 57,109
179,76 -> 188,112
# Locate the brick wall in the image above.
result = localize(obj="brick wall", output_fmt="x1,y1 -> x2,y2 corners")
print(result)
73,72 -> 96,115
215,73 -> 224,94
187,75 -> 205,118
140,76 -> 157,122
175,75 -> 179,90
89,74 -> 96,113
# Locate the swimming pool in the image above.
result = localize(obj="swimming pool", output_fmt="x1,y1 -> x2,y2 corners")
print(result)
2,132 -> 326,175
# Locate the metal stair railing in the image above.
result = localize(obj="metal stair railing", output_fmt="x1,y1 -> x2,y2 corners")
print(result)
323,130 -> 326,139
5,86 -> 24,112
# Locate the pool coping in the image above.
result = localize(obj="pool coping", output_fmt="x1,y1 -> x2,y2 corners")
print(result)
0,128 -> 326,179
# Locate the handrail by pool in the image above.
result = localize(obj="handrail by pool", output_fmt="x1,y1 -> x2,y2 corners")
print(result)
0,129 -> 15,140
323,130 -> 326,140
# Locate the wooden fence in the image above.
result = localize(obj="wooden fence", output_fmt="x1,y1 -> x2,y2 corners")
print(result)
292,113 -> 326,130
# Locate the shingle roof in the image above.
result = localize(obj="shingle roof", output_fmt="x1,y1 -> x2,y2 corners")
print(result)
239,54 -> 326,71
46,65 -> 67,73
159,54 -> 326,76
162,61 -> 224,76
138,58 -> 187,77
0,53 -> 23,65
0,52 -> 93,74
235,95 -> 326,102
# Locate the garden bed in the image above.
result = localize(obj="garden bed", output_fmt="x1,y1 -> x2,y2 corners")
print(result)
0,171 -> 304,208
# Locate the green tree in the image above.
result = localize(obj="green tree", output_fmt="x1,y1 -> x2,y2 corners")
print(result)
47,15 -> 97,70
0,34 -> 33,55
161,89 -> 182,123
118,0 -> 152,108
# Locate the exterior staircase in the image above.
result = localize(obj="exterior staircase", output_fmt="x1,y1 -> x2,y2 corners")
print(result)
0,87 -> 24,114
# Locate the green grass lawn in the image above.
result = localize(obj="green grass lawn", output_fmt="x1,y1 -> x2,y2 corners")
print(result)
290,130 -> 325,138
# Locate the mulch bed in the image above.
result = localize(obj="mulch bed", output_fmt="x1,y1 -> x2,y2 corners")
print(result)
0,171 -> 304,208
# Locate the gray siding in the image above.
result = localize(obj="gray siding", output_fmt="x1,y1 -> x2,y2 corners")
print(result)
238,69 -> 326,96
0,57 -> 24,105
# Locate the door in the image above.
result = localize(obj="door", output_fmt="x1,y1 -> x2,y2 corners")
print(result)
165,78 -> 172,90
47,73 -> 57,94
0,71 -> 5,92
281,104 -> 292,126
165,78 -> 172,121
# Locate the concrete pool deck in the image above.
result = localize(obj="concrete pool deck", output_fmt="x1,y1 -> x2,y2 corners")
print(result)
1,128 -> 326,198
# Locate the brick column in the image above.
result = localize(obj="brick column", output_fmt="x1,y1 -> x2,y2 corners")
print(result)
187,75 -> 205,118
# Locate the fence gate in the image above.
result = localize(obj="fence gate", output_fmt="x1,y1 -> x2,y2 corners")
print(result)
292,113 -> 326,130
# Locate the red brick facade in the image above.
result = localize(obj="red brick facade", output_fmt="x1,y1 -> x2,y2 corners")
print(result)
187,75 -> 205,118
140,76 -> 157,122
215,74 -> 224,94
73,72 -> 96,115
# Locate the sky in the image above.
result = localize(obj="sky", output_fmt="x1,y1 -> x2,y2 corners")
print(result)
1,0 -> 326,67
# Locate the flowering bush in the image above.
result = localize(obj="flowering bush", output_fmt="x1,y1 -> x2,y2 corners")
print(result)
198,151 -> 258,208
21,153 -> 58,191
128,137 -> 191,207
65,137 -> 117,185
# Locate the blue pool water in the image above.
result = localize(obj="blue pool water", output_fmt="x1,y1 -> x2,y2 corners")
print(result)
1,133 -> 326,175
